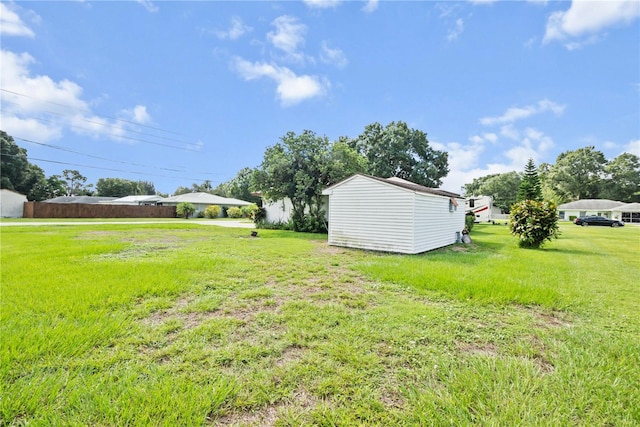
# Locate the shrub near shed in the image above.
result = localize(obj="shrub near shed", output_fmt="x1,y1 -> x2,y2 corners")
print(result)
509,199 -> 560,248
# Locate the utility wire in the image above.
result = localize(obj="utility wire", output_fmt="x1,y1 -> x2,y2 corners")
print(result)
2,99 -> 197,146
1,153 -> 220,183
1,88 -> 186,136
15,136 -> 186,173
1,107 -> 201,152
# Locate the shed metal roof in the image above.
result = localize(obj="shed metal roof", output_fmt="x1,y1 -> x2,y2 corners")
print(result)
323,174 -> 461,198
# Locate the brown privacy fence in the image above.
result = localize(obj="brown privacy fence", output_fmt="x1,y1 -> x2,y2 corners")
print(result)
23,202 -> 177,219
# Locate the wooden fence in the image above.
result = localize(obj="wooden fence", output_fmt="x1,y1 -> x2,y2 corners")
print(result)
23,202 -> 177,219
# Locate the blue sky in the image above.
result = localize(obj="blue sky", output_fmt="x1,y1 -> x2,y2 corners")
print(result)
1,0 -> 638,195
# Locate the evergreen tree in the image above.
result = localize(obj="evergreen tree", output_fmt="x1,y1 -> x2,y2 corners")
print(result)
517,159 -> 543,202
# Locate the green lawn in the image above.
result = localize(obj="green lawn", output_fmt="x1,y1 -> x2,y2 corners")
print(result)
1,223 -> 638,426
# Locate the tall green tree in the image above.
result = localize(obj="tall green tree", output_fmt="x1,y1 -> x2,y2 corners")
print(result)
348,121 -> 448,187
253,130 -> 365,232
62,169 -> 92,196
225,167 -> 261,204
173,180 -> 214,196
96,178 -> 156,197
601,153 -> 640,202
517,159 -> 543,202
464,171 -> 522,212
548,146 -> 606,200
1,130 -> 47,200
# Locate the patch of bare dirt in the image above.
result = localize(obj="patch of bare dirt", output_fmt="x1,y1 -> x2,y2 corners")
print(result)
456,342 -> 500,357
211,389 -> 317,427
274,345 -> 305,368
533,311 -> 573,329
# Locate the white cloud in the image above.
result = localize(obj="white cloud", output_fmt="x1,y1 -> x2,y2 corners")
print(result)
362,0 -> 378,13
267,15 -> 307,63
527,0 -> 548,5
122,105 -> 152,125
469,133 -> 497,144
480,99 -> 565,126
0,3 -> 35,38
623,139 -> 640,156
447,18 -> 464,41
504,127 -> 554,164
320,42 -> 348,68
303,0 -> 342,9
435,127 -> 554,193
233,57 -> 328,106
468,0 -> 498,5
544,0 -> 640,48
500,124 -> 520,140
136,0 -> 158,13
215,16 -> 252,40
0,49 -> 149,142
0,115 -> 62,142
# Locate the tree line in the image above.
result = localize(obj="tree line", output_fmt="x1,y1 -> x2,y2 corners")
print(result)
1,131 -> 156,200
464,146 -> 639,212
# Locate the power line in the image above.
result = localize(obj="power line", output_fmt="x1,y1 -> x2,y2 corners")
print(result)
1,153 -> 221,183
15,136 -> 186,173
1,88 -> 186,136
1,107 -> 201,152
2,98 -> 197,146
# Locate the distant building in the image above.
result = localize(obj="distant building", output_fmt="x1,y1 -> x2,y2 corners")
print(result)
558,199 -> 640,224
160,192 -> 252,217
107,195 -> 164,205
42,196 -> 118,204
0,189 -> 28,218
464,195 -> 508,223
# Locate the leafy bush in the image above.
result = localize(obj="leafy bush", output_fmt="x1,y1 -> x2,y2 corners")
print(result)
241,204 -> 259,220
509,199 -> 560,248
465,214 -> 475,233
204,205 -> 221,219
176,202 -> 196,219
292,211 -> 327,233
196,210 -> 205,218
255,220 -> 293,230
253,207 -> 267,224
227,207 -> 243,218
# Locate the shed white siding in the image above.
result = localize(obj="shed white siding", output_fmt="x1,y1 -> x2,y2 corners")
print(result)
327,176 -> 415,253
413,193 -> 465,253
324,175 -> 464,254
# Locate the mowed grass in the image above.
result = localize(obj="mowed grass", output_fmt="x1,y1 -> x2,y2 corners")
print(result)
1,222 -> 638,426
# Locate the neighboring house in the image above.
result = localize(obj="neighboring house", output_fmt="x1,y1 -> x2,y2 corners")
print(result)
322,174 -> 465,254
263,197 -> 328,225
263,198 -> 294,224
107,195 -> 164,205
465,195 -> 508,223
161,192 -> 252,216
610,202 -> 640,224
43,196 -> 118,204
0,189 -> 28,218
557,199 -> 627,221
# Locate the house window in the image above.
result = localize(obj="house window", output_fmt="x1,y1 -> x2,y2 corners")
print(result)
469,199 -> 475,208
449,198 -> 458,212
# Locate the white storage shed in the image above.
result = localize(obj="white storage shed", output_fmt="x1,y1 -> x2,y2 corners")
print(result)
322,174 -> 465,254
